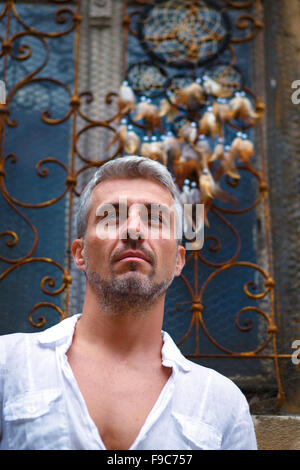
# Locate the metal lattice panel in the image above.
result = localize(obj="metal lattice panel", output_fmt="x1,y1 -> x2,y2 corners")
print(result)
0,0 -> 297,414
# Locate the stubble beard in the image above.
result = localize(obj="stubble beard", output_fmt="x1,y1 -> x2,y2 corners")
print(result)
85,260 -> 176,317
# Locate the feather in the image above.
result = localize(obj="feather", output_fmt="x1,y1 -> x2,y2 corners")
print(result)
210,141 -> 224,162
199,168 -> 217,227
230,136 -> 254,164
239,139 -> 254,164
209,140 -> 240,179
125,129 -> 140,154
118,81 -> 136,115
195,135 -> 211,164
181,143 -> 200,162
212,100 -> 231,124
175,82 -> 205,109
161,135 -> 181,163
202,76 -> 232,98
174,159 -> 199,188
134,101 -> 161,131
199,168 -> 217,202
141,140 -> 167,166
222,147 -> 241,180
229,94 -> 259,122
199,109 -> 221,138
178,122 -> 198,144
159,93 -> 178,122
105,124 -> 140,154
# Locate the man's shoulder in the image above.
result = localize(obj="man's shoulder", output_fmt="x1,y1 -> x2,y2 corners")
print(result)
0,315 -> 80,363
162,331 -> 245,402
180,356 -> 247,404
185,357 -> 236,385
0,329 -> 41,372
0,329 -> 38,354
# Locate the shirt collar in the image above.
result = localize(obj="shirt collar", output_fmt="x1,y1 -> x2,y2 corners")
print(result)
36,313 -> 81,346
161,330 -> 191,373
37,313 -> 191,373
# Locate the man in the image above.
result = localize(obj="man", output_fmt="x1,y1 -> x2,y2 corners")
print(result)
0,155 -> 257,450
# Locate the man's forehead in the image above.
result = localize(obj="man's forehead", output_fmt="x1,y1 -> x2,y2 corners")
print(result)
91,177 -> 174,207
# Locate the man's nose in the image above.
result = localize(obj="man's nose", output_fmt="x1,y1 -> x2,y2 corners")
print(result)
119,207 -> 147,241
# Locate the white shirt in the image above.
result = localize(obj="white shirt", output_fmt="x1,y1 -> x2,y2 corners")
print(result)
0,314 -> 257,450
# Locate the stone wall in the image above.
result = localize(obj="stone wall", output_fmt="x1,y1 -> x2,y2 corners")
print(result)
254,415 -> 300,450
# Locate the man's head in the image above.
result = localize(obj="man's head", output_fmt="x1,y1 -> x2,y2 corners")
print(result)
72,155 -> 186,316
75,155 -> 184,242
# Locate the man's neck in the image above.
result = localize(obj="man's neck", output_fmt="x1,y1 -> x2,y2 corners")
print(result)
73,288 -> 166,364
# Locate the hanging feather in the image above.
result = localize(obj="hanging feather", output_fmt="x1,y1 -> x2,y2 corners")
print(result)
140,139 -> 168,166
117,81 -> 136,115
229,93 -> 259,123
134,100 -> 161,131
199,108 -> 221,138
230,136 -> 254,165
178,121 -> 198,144
175,82 -> 205,110
124,126 -> 140,154
195,134 -> 212,164
202,76 -> 232,98
199,167 -> 217,227
161,134 -> 181,166
181,143 -> 201,162
221,145 -> 241,180
212,100 -> 231,125
105,124 -> 140,154
173,159 -> 199,188
159,93 -> 178,122
199,167 -> 217,202
238,139 -> 254,164
210,139 -> 224,162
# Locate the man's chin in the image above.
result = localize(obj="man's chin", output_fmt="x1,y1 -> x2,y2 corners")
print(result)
86,265 -> 173,315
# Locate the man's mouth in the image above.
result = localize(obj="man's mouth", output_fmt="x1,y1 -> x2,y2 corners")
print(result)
115,250 -> 152,264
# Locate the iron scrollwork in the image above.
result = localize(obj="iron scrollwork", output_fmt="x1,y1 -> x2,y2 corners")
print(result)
0,0 -> 287,408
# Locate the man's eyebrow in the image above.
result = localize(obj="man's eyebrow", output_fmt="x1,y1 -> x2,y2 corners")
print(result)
96,202 -> 172,212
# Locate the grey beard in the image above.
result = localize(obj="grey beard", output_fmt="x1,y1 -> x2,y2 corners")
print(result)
85,265 -> 174,317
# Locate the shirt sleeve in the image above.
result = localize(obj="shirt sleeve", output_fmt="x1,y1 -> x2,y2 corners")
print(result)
221,397 -> 257,450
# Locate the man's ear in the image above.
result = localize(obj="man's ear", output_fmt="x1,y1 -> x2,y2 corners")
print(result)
175,244 -> 185,277
72,238 -> 86,272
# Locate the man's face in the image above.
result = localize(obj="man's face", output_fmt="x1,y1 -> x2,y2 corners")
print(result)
73,177 -> 185,315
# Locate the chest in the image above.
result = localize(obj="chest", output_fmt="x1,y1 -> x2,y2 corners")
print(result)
66,353 -> 172,450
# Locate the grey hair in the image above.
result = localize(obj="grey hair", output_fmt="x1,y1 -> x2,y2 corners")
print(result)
75,155 -> 183,244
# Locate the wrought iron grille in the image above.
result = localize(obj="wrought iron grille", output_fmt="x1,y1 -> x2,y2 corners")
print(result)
0,0 -> 296,413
